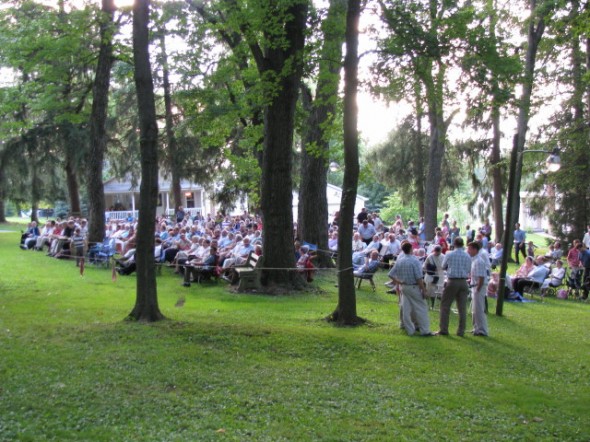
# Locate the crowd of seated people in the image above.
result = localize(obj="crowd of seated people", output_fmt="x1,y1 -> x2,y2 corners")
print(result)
19,217 -> 88,265
18,205 -> 589,300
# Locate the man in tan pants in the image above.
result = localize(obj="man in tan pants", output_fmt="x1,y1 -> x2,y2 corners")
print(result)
467,241 -> 489,336
437,237 -> 471,336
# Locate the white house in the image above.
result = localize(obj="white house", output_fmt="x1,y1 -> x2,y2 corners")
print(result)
103,176 -> 368,222
103,175 -> 215,220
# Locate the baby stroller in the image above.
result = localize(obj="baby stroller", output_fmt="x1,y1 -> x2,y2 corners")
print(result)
566,268 -> 583,299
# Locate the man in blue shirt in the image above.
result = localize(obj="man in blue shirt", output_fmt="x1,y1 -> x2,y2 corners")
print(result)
513,223 -> 527,264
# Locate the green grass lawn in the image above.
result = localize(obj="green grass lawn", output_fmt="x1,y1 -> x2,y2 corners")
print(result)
0,229 -> 588,441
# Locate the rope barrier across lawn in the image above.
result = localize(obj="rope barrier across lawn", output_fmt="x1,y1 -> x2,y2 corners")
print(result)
29,248 -> 357,280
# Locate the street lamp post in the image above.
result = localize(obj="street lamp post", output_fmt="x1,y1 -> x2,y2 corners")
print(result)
496,147 -> 560,316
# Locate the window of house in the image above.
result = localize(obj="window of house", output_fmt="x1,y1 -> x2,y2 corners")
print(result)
185,192 -> 195,208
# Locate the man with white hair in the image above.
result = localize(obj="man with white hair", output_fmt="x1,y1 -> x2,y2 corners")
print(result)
467,241 -> 489,336
222,236 -> 253,270
388,242 -> 434,337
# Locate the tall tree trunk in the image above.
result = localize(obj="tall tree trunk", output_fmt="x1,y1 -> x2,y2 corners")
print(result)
297,0 -> 345,268
422,65 -> 447,240
497,0 -> 549,316
490,103 -> 503,242
128,0 -> 164,322
259,1 -> 308,287
26,137 -> 40,224
298,89 -> 330,255
159,32 -> 182,213
261,81 -> 302,286
414,84 -> 425,217
87,0 -> 115,245
30,163 -> 40,224
0,148 -> 7,223
65,152 -> 81,216
567,1 -> 589,239
330,0 -> 362,325
488,0 -> 504,243
508,0 -> 547,223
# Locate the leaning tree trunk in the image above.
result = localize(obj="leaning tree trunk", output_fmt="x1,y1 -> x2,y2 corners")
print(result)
87,0 -> 116,246
128,0 -> 164,322
329,0 -> 362,325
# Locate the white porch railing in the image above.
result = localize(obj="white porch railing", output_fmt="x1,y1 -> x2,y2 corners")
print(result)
105,211 -> 139,221
105,207 -> 203,222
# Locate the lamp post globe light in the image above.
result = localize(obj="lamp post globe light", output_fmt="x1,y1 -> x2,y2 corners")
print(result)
545,147 -> 561,173
496,147 -> 561,316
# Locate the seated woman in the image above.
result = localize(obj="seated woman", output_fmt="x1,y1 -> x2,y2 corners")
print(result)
34,221 -> 55,251
540,260 -> 565,295
506,256 -> 535,291
512,257 -> 550,296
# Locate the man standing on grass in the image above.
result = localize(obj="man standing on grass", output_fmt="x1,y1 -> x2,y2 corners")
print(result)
467,241 -> 489,336
437,237 -> 472,337
389,241 -> 434,337
513,223 -> 527,264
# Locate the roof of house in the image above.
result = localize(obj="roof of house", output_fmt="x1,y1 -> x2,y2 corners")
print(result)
103,175 -> 204,194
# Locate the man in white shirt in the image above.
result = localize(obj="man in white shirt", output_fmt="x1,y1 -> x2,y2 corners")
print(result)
358,219 -> 377,245
380,233 -> 401,267
490,243 -> 503,269
583,226 -> 590,249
